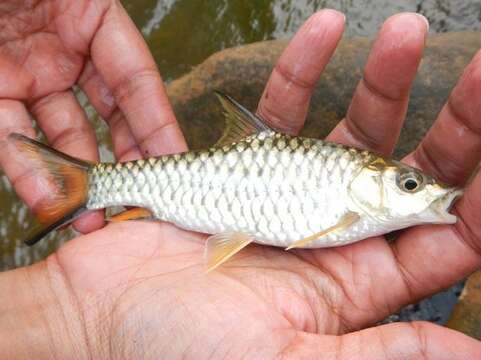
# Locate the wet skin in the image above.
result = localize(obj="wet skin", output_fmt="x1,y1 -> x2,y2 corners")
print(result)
0,2 -> 481,359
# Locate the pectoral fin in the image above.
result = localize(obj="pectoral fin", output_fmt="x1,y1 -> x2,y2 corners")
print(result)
108,207 -> 152,222
285,212 -> 360,250
204,232 -> 254,272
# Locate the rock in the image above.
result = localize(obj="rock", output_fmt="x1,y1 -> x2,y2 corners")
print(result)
447,270 -> 481,341
167,32 -> 481,158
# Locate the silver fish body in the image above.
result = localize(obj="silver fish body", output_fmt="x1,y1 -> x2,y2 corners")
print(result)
8,93 -> 461,263
86,130 -> 444,249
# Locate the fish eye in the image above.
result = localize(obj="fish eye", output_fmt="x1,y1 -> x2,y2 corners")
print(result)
403,178 -> 419,191
398,172 -> 424,193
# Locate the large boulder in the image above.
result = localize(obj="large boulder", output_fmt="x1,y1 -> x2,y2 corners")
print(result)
167,32 -> 481,158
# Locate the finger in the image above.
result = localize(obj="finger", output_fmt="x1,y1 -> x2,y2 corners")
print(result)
328,13 -> 428,155
107,109 -> 144,161
28,91 -> 104,233
287,322 -> 481,359
0,100 -> 49,209
408,49 -> 481,185
78,60 -> 143,161
90,2 -> 187,156
256,9 -> 345,134
77,60 -> 117,120
388,169 -> 481,305
295,15 -> 428,327
310,16 -> 476,328
379,49 -> 481,312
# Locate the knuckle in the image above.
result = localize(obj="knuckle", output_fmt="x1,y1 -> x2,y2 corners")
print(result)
256,103 -> 300,134
111,67 -> 160,104
275,63 -> 315,91
361,77 -> 404,103
49,126 -> 93,151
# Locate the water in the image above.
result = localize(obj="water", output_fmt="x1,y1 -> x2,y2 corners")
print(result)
124,0 -> 481,81
0,0 -> 480,324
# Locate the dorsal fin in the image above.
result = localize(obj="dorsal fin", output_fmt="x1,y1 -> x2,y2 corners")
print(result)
215,91 -> 272,147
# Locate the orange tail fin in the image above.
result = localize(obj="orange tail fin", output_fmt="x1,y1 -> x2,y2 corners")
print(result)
9,133 -> 92,246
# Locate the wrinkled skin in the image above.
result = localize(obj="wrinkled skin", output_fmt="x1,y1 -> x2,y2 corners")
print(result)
0,2 -> 481,359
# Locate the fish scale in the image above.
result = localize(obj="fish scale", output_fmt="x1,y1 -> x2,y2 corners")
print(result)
86,131 -> 374,248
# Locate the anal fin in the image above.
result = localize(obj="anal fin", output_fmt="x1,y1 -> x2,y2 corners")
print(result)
205,232 -> 253,272
108,207 -> 152,222
286,212 -> 360,250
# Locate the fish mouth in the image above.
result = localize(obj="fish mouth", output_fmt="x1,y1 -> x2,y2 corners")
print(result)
432,188 -> 463,224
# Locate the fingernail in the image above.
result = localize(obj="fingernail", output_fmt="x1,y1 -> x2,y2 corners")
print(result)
322,8 -> 346,23
415,13 -> 430,33
310,9 -> 346,26
305,9 -> 346,36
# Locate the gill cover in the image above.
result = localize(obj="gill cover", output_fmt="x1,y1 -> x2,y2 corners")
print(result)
348,160 -> 385,214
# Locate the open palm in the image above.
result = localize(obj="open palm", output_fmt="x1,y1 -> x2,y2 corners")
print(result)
2,6 -> 481,359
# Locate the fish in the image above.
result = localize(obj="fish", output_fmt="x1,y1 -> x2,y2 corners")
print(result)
7,92 -> 463,271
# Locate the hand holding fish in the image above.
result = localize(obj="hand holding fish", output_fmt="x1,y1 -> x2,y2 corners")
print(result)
0,0 -> 187,235
1,7 -> 481,359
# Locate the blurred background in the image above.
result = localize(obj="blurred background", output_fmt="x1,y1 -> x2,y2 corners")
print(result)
1,0 -> 481,329
124,0 -> 481,81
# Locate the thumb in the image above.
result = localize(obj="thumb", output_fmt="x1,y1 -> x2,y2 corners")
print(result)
282,322 -> 481,359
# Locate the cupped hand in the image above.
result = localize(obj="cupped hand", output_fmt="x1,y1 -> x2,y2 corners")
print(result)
3,9 -> 481,359
0,0 -> 186,233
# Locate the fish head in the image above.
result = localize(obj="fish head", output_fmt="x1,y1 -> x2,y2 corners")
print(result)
349,158 -> 463,227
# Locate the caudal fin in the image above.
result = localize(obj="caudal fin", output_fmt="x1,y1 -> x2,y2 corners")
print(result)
8,133 -> 91,246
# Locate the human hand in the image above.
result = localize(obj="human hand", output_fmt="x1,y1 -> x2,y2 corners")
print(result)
2,9 -> 481,359
0,0 -> 187,234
